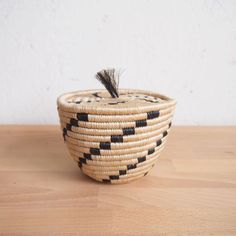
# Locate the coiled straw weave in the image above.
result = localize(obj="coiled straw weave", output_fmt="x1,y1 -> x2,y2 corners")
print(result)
57,89 -> 176,184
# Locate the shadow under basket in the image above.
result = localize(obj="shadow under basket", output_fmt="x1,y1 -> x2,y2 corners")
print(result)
57,89 -> 176,184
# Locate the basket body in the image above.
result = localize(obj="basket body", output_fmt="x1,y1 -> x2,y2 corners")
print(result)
57,89 -> 176,184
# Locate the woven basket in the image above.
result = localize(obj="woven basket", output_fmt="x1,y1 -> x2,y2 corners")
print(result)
57,89 -> 176,184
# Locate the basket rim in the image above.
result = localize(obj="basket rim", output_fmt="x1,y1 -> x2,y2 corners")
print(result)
57,88 -> 176,115
59,109 -> 174,128
60,117 -> 172,136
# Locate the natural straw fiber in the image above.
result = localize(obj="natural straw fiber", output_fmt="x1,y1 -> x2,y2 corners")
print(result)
57,88 -> 176,184
62,123 -> 170,142
64,130 -> 165,150
69,140 -> 165,162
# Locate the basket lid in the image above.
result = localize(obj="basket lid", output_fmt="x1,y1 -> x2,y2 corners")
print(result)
57,89 -> 176,115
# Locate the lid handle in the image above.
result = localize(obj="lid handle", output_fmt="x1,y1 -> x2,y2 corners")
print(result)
95,69 -> 119,98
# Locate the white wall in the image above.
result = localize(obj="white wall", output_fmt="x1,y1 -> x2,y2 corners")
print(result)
0,0 -> 235,125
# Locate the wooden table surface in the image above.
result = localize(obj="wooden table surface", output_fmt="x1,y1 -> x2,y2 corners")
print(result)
0,126 -> 236,235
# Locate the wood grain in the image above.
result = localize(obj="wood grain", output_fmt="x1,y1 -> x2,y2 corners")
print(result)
0,126 -> 236,235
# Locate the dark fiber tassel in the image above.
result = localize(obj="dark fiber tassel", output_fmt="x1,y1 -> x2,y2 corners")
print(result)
96,69 -> 119,98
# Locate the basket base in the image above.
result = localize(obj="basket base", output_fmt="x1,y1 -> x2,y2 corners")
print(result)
80,164 -> 154,184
